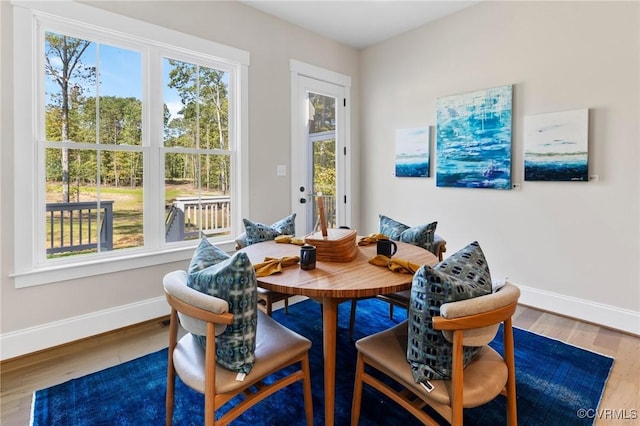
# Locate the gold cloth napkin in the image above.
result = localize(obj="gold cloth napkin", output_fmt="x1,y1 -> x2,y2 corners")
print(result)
368,254 -> 421,274
274,235 -> 305,245
358,233 -> 388,246
254,256 -> 300,277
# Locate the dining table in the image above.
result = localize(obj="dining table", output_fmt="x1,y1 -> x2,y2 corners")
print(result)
239,237 -> 438,426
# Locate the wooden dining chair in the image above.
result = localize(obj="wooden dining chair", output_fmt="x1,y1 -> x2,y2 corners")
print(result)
163,270 -> 314,426
351,283 -> 520,426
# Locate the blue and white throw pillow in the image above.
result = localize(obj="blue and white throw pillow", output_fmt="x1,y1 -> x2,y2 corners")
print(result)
379,214 -> 438,255
187,237 -> 258,374
243,213 -> 296,246
188,236 -> 232,275
407,241 -> 493,383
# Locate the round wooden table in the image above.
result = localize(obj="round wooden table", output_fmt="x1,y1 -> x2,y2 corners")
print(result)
240,239 -> 438,426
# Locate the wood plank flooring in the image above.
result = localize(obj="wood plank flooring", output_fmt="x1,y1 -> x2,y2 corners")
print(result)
1,301 -> 638,425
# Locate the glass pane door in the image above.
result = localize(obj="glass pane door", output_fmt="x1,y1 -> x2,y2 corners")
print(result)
308,92 -> 337,231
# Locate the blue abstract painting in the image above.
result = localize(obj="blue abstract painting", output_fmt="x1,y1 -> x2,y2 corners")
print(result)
524,109 -> 589,181
436,85 -> 513,189
395,127 -> 430,177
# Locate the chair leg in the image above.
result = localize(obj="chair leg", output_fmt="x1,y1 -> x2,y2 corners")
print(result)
284,296 -> 289,314
166,362 -> 175,426
204,323 -> 217,426
504,318 -> 518,425
301,353 -> 314,426
450,330 -> 464,426
349,299 -> 357,339
166,309 -> 178,426
351,352 -> 365,425
389,302 -> 394,320
266,296 -> 273,316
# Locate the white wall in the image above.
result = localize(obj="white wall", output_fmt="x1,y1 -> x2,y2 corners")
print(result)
359,1 -> 639,333
1,0 -> 638,361
0,0 -> 360,359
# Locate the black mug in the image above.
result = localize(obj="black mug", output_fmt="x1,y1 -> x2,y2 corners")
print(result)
377,239 -> 398,257
300,245 -> 317,270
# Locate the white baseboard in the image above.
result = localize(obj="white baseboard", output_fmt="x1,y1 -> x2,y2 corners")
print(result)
0,296 -> 169,361
2,287 -> 638,361
517,283 -> 640,336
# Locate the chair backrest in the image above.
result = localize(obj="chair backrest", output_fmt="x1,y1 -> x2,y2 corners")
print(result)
436,283 -> 521,346
163,270 -> 233,336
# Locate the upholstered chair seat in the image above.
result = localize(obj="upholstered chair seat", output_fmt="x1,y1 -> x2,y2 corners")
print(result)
354,322 -> 508,409
173,310 -> 312,395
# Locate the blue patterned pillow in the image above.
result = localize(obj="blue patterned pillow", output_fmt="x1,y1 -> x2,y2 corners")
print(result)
188,236 -> 231,275
187,240 -> 258,374
407,241 -> 492,384
243,213 -> 296,246
379,214 -> 438,255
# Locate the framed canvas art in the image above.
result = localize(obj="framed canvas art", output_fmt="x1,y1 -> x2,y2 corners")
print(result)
436,84 -> 513,189
524,109 -> 589,181
395,126 -> 430,177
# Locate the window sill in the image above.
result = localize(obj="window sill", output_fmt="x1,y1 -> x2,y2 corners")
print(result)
11,240 -> 237,288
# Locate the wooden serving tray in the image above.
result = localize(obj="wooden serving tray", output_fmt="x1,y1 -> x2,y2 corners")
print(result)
304,228 -> 358,262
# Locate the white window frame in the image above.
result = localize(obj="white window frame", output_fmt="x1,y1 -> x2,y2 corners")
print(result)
11,1 -> 250,288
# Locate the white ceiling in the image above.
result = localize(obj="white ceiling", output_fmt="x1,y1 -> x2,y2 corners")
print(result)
241,1 -> 479,49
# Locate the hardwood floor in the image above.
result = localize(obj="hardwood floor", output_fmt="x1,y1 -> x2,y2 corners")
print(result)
1,301 -> 638,425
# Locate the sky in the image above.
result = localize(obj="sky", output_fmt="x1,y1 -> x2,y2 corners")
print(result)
45,38 -> 184,120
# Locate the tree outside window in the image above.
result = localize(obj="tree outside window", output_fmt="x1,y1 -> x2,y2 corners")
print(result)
44,32 -> 232,258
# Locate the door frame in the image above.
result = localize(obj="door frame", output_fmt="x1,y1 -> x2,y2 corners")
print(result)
289,59 -> 352,235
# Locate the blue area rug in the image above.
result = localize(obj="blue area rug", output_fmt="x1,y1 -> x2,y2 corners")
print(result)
32,298 -> 613,425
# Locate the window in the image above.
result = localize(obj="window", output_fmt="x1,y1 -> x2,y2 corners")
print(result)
162,58 -> 234,244
44,34 -> 145,257
13,2 -> 249,287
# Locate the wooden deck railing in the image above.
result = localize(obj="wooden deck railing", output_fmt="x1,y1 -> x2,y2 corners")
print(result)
165,196 -> 232,241
47,194 -> 334,254
46,201 -> 113,254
